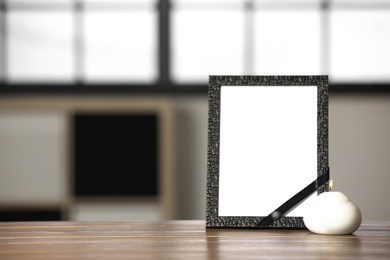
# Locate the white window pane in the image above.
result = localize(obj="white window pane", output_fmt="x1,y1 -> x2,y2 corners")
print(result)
330,10 -> 390,82
255,0 -> 322,7
173,0 -> 244,8
0,12 -> 4,79
6,1 -> 73,10
332,0 -> 390,5
254,10 -> 322,75
84,0 -> 155,5
174,0 -> 242,3
255,0 -> 320,2
7,0 -> 71,3
84,9 -> 157,83
7,11 -> 74,82
172,9 -> 245,83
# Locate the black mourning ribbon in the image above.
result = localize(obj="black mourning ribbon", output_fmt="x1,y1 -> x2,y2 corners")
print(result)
256,168 -> 330,227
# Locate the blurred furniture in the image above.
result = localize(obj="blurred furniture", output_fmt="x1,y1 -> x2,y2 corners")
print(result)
0,221 -> 389,259
0,96 -> 176,221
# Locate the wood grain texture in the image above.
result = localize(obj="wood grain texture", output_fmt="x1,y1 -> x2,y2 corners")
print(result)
0,221 -> 389,260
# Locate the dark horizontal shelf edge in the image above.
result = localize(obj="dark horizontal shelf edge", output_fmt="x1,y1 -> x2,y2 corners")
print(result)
329,83 -> 390,94
0,82 -> 209,95
0,82 -> 389,95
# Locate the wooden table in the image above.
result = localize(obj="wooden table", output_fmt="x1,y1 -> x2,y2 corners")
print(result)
0,221 -> 389,259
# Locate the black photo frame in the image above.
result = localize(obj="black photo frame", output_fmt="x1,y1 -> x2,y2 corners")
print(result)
206,75 -> 329,228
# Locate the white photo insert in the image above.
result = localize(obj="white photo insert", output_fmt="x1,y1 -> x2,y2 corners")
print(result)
218,86 -> 318,217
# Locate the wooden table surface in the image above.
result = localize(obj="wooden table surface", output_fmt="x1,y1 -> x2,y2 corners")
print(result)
0,220 -> 389,259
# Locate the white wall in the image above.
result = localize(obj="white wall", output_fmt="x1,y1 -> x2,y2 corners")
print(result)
329,95 -> 390,221
175,96 -> 209,220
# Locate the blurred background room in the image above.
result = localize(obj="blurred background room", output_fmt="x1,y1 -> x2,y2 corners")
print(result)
0,0 -> 389,222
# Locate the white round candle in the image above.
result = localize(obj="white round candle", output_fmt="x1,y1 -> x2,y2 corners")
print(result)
303,191 -> 362,235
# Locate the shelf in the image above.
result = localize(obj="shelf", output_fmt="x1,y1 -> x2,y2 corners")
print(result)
0,96 -> 176,221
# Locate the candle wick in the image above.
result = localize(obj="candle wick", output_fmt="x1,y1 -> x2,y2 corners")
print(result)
329,180 -> 333,191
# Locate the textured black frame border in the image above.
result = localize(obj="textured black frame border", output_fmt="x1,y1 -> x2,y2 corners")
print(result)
206,75 -> 329,228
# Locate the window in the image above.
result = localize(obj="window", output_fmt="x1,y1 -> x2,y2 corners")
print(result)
6,1 -> 74,82
0,0 -> 389,92
330,7 -> 390,82
6,12 -> 74,82
84,0 -> 157,83
171,0 -> 246,83
254,6 -> 322,75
